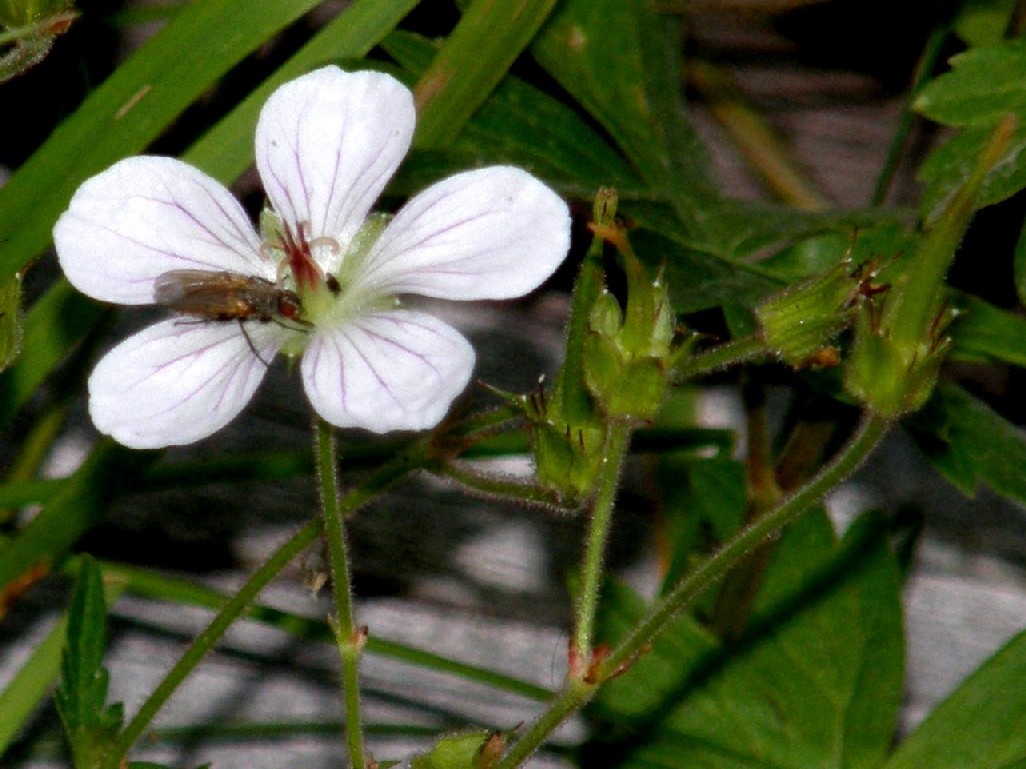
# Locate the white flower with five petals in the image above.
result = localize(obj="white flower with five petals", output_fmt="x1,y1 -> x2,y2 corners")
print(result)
53,66 -> 571,449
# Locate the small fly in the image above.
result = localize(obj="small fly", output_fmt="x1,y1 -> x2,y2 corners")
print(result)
153,269 -> 309,364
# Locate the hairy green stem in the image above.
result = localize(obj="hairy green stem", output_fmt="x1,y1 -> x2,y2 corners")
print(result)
497,410 -> 889,767
315,417 -> 365,769
100,442 -> 423,769
599,409 -> 889,676
572,420 -> 633,663
671,333 -> 770,382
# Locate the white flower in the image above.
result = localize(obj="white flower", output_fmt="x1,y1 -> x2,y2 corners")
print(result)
53,66 -> 571,449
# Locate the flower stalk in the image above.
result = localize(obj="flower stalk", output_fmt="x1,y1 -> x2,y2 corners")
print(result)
571,419 -> 633,669
496,409 -> 890,767
96,445 -> 425,769
99,520 -> 323,769
315,417 -> 366,768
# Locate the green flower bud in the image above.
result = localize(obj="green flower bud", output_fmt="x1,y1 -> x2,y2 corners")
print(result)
411,730 -> 498,769
755,260 -> 863,368
533,413 -> 606,503
0,0 -> 72,27
582,266 -> 674,421
844,306 -> 953,417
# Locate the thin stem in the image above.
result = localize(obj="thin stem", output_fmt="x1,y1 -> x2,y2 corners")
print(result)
100,519 -> 323,769
496,410 -> 889,768
572,420 -> 633,664
709,378 -> 783,639
671,334 -> 770,382
315,417 -> 365,769
439,460 -> 574,511
599,409 -> 889,677
494,677 -> 594,769
885,115 -> 1015,361
100,445 -> 423,769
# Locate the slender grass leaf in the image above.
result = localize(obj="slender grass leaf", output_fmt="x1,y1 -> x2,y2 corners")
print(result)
0,441 -> 152,601
0,613 -> 67,757
381,30 -> 645,197
0,281 -> 104,425
187,0 -> 419,181
532,0 -> 719,231
0,0 -> 324,286
411,0 -> 559,149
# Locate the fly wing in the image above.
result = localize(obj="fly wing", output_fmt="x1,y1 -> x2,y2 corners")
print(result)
153,270 -> 237,305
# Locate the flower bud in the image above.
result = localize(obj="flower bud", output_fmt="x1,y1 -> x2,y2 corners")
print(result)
527,381 -> 606,505
755,260 -> 863,368
844,306 -> 954,417
582,267 -> 674,421
411,729 -> 497,769
0,0 -> 73,27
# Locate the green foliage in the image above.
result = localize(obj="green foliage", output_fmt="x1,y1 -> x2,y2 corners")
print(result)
587,511 -> 904,769
0,271 -> 22,373
905,381 -> 1026,502
915,39 -> 1026,127
55,556 -> 122,769
884,627 -> 1026,769
531,0 -> 718,227
917,120 -> 1026,221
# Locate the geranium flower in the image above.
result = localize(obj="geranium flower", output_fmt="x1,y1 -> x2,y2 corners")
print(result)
53,66 -> 571,449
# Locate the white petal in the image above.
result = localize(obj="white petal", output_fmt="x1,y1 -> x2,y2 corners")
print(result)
301,310 -> 474,433
88,319 -> 284,448
54,157 -> 269,305
354,166 -> 570,300
255,66 -> 414,248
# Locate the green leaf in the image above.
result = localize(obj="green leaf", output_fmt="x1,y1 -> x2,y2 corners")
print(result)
884,627 -> 1026,769
655,454 -> 746,593
382,30 -> 644,197
532,0 -> 719,228
0,0 -> 325,286
949,292 -> 1026,369
0,281 -> 104,425
0,442 -> 151,600
0,270 -> 23,373
1014,215 -> 1026,306
587,511 -> 904,769
410,0 -> 559,149
917,119 -> 1026,222
904,381 -> 1026,502
954,0 -> 1016,48
623,199 -> 909,315
55,556 -> 122,769
915,39 -> 1026,127
0,612 -> 68,755
628,224 -> 782,314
